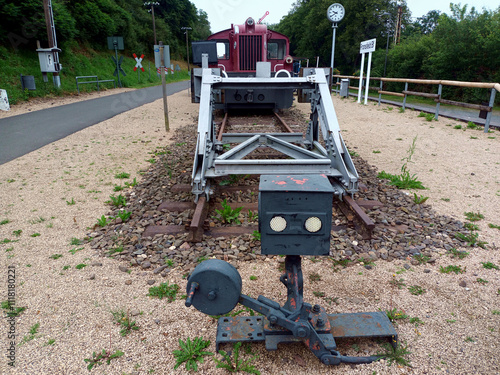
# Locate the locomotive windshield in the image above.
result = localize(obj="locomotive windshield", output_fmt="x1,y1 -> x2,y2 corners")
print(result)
268,40 -> 286,59
215,40 -> 229,60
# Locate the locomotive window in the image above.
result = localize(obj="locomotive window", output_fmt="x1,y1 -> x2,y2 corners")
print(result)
216,41 -> 229,60
268,40 -> 286,59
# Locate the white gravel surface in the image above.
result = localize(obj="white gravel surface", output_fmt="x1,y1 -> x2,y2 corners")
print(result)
1,88 -> 499,375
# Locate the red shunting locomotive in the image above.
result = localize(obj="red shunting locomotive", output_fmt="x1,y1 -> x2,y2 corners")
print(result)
207,17 -> 293,75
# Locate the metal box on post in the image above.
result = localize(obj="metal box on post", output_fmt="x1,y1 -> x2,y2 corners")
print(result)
340,79 -> 349,97
258,174 -> 334,256
36,47 -> 61,73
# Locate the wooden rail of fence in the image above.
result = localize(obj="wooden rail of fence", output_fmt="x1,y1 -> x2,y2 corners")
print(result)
333,75 -> 499,132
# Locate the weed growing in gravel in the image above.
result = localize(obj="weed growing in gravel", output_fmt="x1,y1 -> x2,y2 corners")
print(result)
114,172 -> 130,179
66,198 -> 76,205
115,210 -> 131,222
409,317 -> 424,327
454,124 -> 462,129
20,323 -> 40,345
124,178 -> 138,188
197,256 -> 208,263
75,263 -> 87,270
492,310 -> 500,315
309,272 -> 321,282
377,136 -> 425,190
107,194 -> 126,207
385,308 -> 408,322
398,108 -> 405,113
44,339 -> 55,346
417,111 -> 425,118
313,291 -> 325,297
215,199 -> 242,224
389,277 -> 406,289
107,245 -> 123,256
455,231 -> 487,248
377,341 -> 412,367
464,211 -> 484,221
84,349 -> 124,371
96,215 -> 112,227
214,341 -> 260,374
30,233 -> 40,237
1,301 -> 26,317
424,113 -> 435,121
413,193 -> 429,204
13,229 -> 22,237
249,275 -> 257,281
148,282 -> 179,302
373,150 -> 381,154
247,210 -> 258,223
29,217 -> 46,224
476,278 -> 488,285
481,262 -> 499,270
113,185 -> 124,192
467,121 -> 477,129
70,237 -> 83,245
464,337 -> 475,343
348,150 -> 359,157
488,223 -> 500,230
111,310 -> 140,336
323,296 -> 339,305
439,265 -> 465,274
252,231 -> 261,241
219,174 -> 250,186
464,222 -> 480,231
165,259 -> 174,267
412,254 -> 430,264
0,219 -> 10,225
441,198 -> 450,202
408,285 -> 426,295
49,254 -> 63,260
69,247 -> 84,255
173,337 -> 213,371
447,248 -> 469,259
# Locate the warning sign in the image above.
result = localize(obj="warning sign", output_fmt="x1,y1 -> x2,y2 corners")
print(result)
133,53 -> 145,72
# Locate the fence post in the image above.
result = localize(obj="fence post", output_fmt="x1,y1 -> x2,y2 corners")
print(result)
378,80 -> 383,106
402,82 -> 408,110
435,84 -> 442,120
484,88 -> 496,133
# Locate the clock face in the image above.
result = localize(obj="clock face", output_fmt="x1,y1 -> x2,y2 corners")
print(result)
327,3 -> 345,22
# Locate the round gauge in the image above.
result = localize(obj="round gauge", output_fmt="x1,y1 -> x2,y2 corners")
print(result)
327,3 -> 345,23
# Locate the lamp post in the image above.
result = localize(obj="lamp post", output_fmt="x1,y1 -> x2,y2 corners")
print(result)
181,27 -> 192,73
144,2 -> 159,45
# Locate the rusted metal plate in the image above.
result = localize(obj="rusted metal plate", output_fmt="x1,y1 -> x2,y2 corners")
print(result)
157,201 -> 195,211
216,316 -> 265,351
142,225 -> 186,237
328,311 -> 397,348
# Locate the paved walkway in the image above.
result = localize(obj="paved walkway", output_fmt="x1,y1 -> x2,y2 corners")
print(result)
0,81 -> 189,165
341,92 -> 499,129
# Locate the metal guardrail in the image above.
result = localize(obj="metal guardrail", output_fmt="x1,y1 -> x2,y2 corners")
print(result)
333,75 -> 499,132
75,76 -> 116,94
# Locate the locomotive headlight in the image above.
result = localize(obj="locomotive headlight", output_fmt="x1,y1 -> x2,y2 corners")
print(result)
247,18 -> 255,26
270,216 -> 287,232
305,217 -> 322,233
285,55 -> 293,64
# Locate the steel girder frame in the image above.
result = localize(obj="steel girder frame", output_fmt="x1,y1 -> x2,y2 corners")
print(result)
191,68 -> 359,201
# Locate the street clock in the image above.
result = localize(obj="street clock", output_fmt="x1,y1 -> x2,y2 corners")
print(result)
327,3 -> 345,23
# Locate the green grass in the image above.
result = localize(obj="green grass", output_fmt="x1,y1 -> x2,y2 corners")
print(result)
464,212 -> 484,222
408,285 -> 426,295
114,172 -> 130,179
1,301 -> 26,317
148,282 -> 179,302
84,349 -> 124,371
173,337 -> 213,371
481,262 -> 499,270
447,248 -> 469,259
0,44 -> 189,106
439,265 -> 465,274
0,219 -> 10,225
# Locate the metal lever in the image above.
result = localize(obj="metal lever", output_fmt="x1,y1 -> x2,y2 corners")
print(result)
185,282 -> 199,307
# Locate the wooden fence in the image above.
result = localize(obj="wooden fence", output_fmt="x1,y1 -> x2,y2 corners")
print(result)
333,75 -> 499,132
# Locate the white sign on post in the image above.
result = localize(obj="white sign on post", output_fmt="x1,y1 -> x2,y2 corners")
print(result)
357,38 -> 376,105
0,89 -> 9,111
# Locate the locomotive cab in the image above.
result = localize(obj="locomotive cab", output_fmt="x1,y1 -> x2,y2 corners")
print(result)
191,17 -> 294,109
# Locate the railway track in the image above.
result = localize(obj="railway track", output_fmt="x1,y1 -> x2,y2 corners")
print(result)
141,110 -> 379,242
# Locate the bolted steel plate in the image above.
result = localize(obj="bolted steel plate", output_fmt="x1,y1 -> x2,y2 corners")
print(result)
186,259 -> 242,316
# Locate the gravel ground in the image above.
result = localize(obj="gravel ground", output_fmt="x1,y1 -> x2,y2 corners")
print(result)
1,88 -> 499,375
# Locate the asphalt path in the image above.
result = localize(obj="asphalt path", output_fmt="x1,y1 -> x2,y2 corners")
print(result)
0,81 -> 189,165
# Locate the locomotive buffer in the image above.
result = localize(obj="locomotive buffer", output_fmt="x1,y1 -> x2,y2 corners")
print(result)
185,175 -> 397,366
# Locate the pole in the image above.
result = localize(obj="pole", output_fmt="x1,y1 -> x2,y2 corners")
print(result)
330,23 -> 337,71
115,46 -> 122,87
364,52 -> 372,105
383,33 -> 390,77
357,53 -> 365,103
152,5 -> 157,45
159,41 -> 169,132
43,0 -> 60,88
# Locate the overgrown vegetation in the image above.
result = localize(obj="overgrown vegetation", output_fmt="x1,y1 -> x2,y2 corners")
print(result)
214,199 -> 242,225
147,281 -> 179,302
173,337 -> 213,371
214,342 -> 260,374
378,136 -> 425,189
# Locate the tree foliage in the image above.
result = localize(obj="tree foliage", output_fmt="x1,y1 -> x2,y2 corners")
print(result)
0,0 -> 211,59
